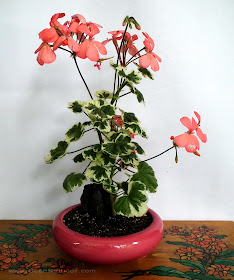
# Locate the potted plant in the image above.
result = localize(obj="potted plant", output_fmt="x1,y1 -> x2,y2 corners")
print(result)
35,13 -> 207,264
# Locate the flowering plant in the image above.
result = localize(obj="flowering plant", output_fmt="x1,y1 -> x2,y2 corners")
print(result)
35,13 -> 207,218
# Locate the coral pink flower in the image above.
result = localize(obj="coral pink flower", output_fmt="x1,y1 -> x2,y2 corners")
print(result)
139,32 -> 161,71
35,43 -> 56,66
172,112 -> 207,154
77,39 -> 107,61
39,27 -> 59,43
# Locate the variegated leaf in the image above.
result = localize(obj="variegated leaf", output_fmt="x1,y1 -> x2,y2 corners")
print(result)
114,181 -> 148,217
95,90 -> 113,99
63,173 -> 87,192
85,162 -> 111,182
44,141 -> 68,164
65,123 -> 85,143
68,100 -> 85,113
102,179 -> 118,194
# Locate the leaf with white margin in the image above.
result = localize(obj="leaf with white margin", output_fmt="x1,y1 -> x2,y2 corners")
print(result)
65,123 -> 85,143
114,181 -> 148,217
68,101 -> 85,113
120,152 -> 140,168
63,173 -> 87,192
96,151 -> 116,166
131,162 -> 158,193
102,179 -> 118,194
93,119 -> 111,132
84,100 -> 115,119
45,141 -> 68,164
95,90 -> 113,99
85,161 -> 111,182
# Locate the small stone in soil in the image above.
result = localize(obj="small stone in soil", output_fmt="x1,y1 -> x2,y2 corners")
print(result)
63,206 -> 153,237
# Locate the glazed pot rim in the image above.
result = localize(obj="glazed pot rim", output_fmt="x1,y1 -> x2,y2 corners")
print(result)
53,204 -> 163,242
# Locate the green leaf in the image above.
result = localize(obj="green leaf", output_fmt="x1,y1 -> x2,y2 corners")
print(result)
93,144 -> 102,152
102,133 -> 135,156
73,153 -> 85,163
134,62 -> 154,80
45,141 -> 68,164
63,173 -> 87,192
82,148 -> 97,161
83,121 -> 92,126
166,241 -> 201,250
114,181 -> 148,217
0,232 -> 17,239
96,152 -> 116,166
102,179 -> 118,194
219,250 -> 234,258
214,235 -> 228,239
85,162 -> 111,182
126,70 -> 142,84
65,123 -> 85,142
111,63 -> 142,84
122,112 -> 139,124
19,243 -> 37,252
67,100 -> 85,113
213,259 -> 234,266
84,100 -> 115,119
184,272 -> 227,280
123,123 -> 148,138
120,152 -> 140,168
131,162 -> 158,193
93,119 -> 111,132
135,88 -> 145,103
132,142 -> 145,155
95,90 -> 113,99
227,271 -> 234,276
170,258 -> 205,273
150,266 -> 190,278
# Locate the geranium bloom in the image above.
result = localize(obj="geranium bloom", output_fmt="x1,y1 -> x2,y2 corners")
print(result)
172,112 -> 207,155
35,43 -> 56,66
139,32 -> 161,71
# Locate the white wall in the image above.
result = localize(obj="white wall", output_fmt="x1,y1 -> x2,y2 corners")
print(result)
1,0 -> 233,220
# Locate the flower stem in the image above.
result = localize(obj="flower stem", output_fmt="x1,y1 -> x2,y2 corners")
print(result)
141,146 -> 174,163
66,144 -> 95,154
73,56 -> 93,100
126,53 -> 146,66
112,24 -> 129,100
126,47 -> 145,65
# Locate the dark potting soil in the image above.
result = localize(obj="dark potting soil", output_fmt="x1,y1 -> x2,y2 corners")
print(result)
63,206 -> 153,237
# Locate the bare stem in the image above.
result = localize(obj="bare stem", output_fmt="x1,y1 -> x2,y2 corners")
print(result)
141,146 -> 174,163
73,56 -> 93,100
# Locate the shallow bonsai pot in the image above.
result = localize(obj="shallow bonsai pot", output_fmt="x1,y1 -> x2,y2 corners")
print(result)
53,204 -> 163,264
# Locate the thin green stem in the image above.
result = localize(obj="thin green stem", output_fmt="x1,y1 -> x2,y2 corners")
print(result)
58,46 -> 72,54
66,144 -> 95,154
83,111 -> 103,144
85,128 -> 94,133
126,47 -> 145,65
141,146 -> 174,163
83,161 -> 91,174
73,56 -> 93,100
112,24 -> 129,99
119,91 -> 131,98
126,53 -> 147,66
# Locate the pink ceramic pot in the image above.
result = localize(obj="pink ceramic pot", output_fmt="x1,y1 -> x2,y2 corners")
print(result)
53,204 -> 163,264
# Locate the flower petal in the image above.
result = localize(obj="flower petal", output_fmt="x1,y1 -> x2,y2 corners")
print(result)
77,24 -> 90,36
53,35 -> 66,51
150,55 -> 159,71
38,45 -> 56,65
77,40 -> 89,59
185,135 -> 200,152
68,37 -> 80,52
93,41 -> 107,55
86,42 -> 99,61
194,111 -> 201,125
174,133 -> 190,147
139,53 -> 151,68
39,28 -> 59,43
180,117 -> 192,130
196,127 -> 207,143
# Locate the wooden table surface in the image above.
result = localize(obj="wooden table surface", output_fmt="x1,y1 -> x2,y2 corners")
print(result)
0,220 -> 233,279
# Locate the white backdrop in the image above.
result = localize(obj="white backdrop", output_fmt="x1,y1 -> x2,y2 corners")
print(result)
1,0 -> 233,220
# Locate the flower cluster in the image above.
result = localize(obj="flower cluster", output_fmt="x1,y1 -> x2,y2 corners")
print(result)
35,13 -> 161,72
